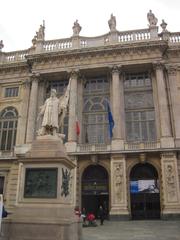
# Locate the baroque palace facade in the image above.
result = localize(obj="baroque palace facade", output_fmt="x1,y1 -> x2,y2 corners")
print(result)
0,11 -> 180,220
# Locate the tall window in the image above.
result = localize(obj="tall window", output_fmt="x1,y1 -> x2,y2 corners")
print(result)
46,80 -> 68,141
124,72 -> 156,142
83,77 -> 110,144
0,107 -> 18,150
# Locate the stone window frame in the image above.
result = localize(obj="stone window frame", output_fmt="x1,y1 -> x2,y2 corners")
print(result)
124,72 -> 157,142
83,76 -> 110,144
0,107 -> 18,151
4,86 -> 19,98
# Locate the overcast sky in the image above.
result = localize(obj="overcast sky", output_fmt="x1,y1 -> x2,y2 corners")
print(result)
1,0 -> 180,52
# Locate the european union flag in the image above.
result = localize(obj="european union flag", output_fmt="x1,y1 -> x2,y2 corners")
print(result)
107,103 -> 114,138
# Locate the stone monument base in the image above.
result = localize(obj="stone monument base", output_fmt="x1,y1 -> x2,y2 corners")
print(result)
1,135 -> 81,240
1,206 -> 81,240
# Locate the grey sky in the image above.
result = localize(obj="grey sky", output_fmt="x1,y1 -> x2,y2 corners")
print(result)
0,0 -> 180,51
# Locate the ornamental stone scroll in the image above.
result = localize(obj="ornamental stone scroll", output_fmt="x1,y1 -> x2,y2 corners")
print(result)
114,162 -> 124,203
161,153 -> 180,206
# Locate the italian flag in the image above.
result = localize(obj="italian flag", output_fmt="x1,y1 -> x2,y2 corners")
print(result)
76,117 -> 80,136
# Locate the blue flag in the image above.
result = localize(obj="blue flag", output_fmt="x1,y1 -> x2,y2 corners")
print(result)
107,103 -> 114,138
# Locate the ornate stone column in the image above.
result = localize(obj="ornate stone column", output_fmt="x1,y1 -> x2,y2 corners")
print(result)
161,152 -> 180,218
111,66 -> 125,150
26,73 -> 39,143
16,79 -> 31,145
66,70 -> 78,152
166,66 -> 180,147
110,154 -> 129,220
154,63 -> 174,148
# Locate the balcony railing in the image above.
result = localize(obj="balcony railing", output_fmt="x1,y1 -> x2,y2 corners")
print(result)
77,141 -> 161,153
118,29 -> 150,43
77,144 -> 111,153
124,141 -> 161,151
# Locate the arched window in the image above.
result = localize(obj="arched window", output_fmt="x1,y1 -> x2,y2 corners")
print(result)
83,77 -> 110,144
0,107 -> 18,151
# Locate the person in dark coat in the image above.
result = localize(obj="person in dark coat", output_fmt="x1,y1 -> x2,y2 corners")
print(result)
2,206 -> 8,218
98,205 -> 105,225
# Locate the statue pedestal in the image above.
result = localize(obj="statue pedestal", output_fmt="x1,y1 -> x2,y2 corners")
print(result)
3,135 -> 81,240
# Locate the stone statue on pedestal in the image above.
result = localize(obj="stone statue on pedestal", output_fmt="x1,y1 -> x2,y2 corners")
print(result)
108,14 -> 116,32
147,10 -> 158,27
0,40 -> 4,51
38,79 -> 71,137
72,20 -> 82,36
32,21 -> 45,46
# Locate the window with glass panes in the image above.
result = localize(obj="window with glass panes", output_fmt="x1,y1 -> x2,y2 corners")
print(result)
83,77 -> 110,144
46,80 -> 68,141
0,107 -> 18,150
124,72 -> 156,142
5,87 -> 19,97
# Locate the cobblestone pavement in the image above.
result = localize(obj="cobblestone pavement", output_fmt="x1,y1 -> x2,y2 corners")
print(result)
82,220 -> 180,240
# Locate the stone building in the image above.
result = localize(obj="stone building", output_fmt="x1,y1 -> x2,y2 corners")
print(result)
0,11 -> 180,221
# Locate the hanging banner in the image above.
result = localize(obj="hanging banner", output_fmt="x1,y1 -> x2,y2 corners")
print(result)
0,195 -> 3,233
130,180 -> 159,193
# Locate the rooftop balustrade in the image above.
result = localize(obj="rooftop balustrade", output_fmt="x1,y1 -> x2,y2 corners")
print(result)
0,11 -> 180,64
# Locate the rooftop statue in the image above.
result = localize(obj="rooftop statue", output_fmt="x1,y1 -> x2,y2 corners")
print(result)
0,40 -> 4,51
161,19 -> 168,32
108,14 -> 116,32
37,78 -> 71,137
36,21 -> 45,40
32,21 -> 45,45
72,20 -> 82,36
147,10 -> 158,27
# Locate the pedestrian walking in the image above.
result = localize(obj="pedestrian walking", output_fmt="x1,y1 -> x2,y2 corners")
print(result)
98,205 -> 105,225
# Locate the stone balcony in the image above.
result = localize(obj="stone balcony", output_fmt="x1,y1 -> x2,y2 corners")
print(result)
0,139 -> 178,158
75,141 -> 166,154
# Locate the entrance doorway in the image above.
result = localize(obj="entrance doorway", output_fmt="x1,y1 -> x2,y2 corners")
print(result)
81,165 -> 109,218
130,163 -> 160,220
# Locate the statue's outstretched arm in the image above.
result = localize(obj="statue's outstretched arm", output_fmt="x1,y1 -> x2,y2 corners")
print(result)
37,101 -> 46,120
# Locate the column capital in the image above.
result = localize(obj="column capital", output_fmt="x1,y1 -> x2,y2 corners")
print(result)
152,61 -> 165,71
21,79 -> 31,89
30,72 -> 41,82
110,65 -> 122,75
160,151 -> 176,159
166,65 -> 178,76
67,69 -> 80,79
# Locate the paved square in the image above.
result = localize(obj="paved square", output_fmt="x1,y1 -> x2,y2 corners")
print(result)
82,220 -> 180,240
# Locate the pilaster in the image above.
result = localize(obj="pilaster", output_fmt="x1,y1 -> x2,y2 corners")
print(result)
16,79 -> 31,145
154,62 -> 174,148
26,73 -> 39,143
111,66 -> 125,150
66,70 -> 78,152
110,154 -> 129,220
166,66 -> 180,147
160,152 -> 180,218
